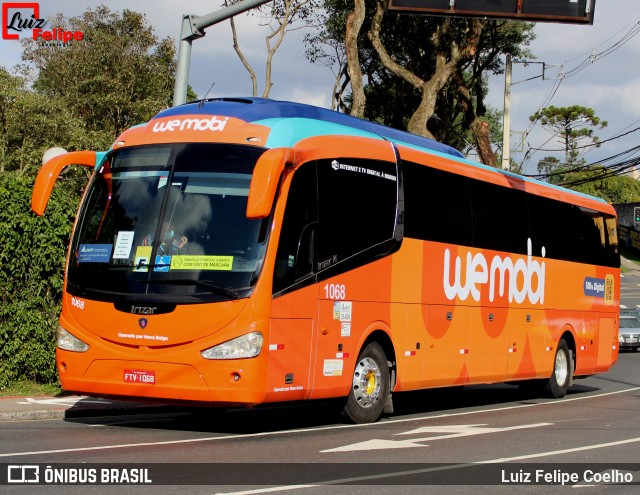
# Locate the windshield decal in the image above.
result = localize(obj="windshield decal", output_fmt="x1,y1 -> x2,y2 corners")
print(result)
170,255 -> 233,271
153,255 -> 171,272
133,246 -> 152,272
113,231 -> 135,259
78,244 -> 112,263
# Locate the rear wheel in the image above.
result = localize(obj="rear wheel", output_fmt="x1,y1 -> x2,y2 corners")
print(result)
342,342 -> 390,424
545,339 -> 572,398
519,339 -> 573,398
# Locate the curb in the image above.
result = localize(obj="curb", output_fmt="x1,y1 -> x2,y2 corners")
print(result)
0,398 -> 181,423
0,409 -> 67,422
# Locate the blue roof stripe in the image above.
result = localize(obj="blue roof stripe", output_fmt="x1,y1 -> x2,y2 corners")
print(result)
153,97 -> 463,158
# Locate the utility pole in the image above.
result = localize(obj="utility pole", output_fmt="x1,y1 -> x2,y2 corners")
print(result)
501,53 -> 512,171
173,0 -> 272,107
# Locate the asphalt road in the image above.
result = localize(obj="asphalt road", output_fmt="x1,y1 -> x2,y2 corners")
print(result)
1,349 -> 639,494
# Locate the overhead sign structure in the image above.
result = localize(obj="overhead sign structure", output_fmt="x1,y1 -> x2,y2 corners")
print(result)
387,0 -> 596,25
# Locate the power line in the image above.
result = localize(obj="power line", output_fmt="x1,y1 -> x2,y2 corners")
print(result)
519,17 -> 640,169
527,125 -> 640,154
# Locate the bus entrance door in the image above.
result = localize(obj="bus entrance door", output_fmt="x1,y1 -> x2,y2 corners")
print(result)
266,284 -> 317,402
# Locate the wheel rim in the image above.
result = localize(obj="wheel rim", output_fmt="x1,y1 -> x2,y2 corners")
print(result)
352,356 -> 382,408
554,349 -> 569,386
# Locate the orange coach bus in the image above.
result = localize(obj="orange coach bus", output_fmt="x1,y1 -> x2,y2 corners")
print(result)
32,97 -> 620,423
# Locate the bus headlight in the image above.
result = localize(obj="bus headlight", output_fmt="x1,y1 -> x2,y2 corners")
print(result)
201,332 -> 264,360
57,325 -> 89,352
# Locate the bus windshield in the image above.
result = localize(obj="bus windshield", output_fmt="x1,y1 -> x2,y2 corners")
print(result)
67,143 -> 270,303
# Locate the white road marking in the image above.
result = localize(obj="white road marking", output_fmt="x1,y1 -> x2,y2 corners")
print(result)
1,386 -> 638,458
321,423 -> 552,452
213,437 -> 640,495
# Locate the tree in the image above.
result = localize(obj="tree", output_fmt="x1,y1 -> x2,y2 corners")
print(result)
563,167 -> 640,203
0,7 -> 190,387
0,67 -> 101,177
0,173 -> 77,387
529,105 -> 608,166
306,2 -> 535,166
21,6 -> 177,141
227,0 -> 320,98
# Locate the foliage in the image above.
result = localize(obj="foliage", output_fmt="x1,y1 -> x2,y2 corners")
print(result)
529,105 -> 608,166
21,6 -> 176,140
528,106 -> 635,203
572,173 -> 640,203
0,67 -> 102,177
0,173 -> 77,388
563,167 -> 640,203
306,1 -> 535,165
535,154 -> 640,203
1,6 -> 186,388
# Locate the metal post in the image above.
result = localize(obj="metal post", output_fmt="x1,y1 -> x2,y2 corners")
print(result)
501,54 -> 512,171
173,16 -> 197,107
172,0 -> 273,106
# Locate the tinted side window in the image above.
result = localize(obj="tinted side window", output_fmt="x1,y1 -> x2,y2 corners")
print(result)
470,179 -> 529,254
273,164 -> 318,295
316,158 -> 398,272
528,194 -> 619,267
403,161 -> 472,247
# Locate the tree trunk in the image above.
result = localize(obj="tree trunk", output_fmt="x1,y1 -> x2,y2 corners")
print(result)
456,71 -> 497,166
345,0 -> 366,118
368,3 -> 483,140
230,17 -> 258,96
470,118 -> 497,166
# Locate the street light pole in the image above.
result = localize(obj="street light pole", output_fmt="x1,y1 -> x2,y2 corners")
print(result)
501,53 -> 512,171
172,0 -> 273,107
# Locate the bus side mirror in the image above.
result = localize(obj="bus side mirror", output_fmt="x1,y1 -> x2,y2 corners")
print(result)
32,150 -> 98,216
246,148 -> 293,219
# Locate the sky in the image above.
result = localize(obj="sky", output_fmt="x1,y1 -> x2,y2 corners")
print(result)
1,0 -> 639,176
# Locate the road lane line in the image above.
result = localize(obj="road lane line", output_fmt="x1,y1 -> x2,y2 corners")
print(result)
212,436 -> 640,495
1,386 -> 639,458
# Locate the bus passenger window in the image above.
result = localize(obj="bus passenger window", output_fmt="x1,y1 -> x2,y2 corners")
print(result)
273,164 -> 318,295
316,158 -> 398,270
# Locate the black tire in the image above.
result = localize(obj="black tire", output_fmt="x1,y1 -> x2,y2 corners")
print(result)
342,342 -> 390,424
544,339 -> 572,398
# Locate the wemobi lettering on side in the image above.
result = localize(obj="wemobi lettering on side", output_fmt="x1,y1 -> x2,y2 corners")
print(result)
443,238 -> 546,304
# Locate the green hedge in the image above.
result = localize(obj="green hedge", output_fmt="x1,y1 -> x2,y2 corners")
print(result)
0,173 -> 78,388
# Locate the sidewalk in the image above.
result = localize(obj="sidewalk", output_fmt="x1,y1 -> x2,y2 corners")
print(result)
621,255 -> 640,273
0,395 -> 178,422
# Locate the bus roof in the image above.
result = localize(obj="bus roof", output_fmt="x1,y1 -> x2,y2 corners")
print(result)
153,97 -> 465,159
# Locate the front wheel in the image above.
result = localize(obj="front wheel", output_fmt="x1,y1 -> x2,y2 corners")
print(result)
545,339 -> 573,398
342,342 -> 390,424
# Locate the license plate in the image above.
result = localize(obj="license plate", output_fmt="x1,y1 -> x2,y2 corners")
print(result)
123,369 -> 156,384
626,338 -> 638,344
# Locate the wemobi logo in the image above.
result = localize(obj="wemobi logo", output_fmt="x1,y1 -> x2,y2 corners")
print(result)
443,238 -> 546,305
152,116 -> 229,133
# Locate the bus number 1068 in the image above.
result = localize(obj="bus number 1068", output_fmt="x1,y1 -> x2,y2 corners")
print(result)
324,283 -> 346,300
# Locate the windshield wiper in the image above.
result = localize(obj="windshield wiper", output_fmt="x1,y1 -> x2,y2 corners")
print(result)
144,279 -> 242,300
